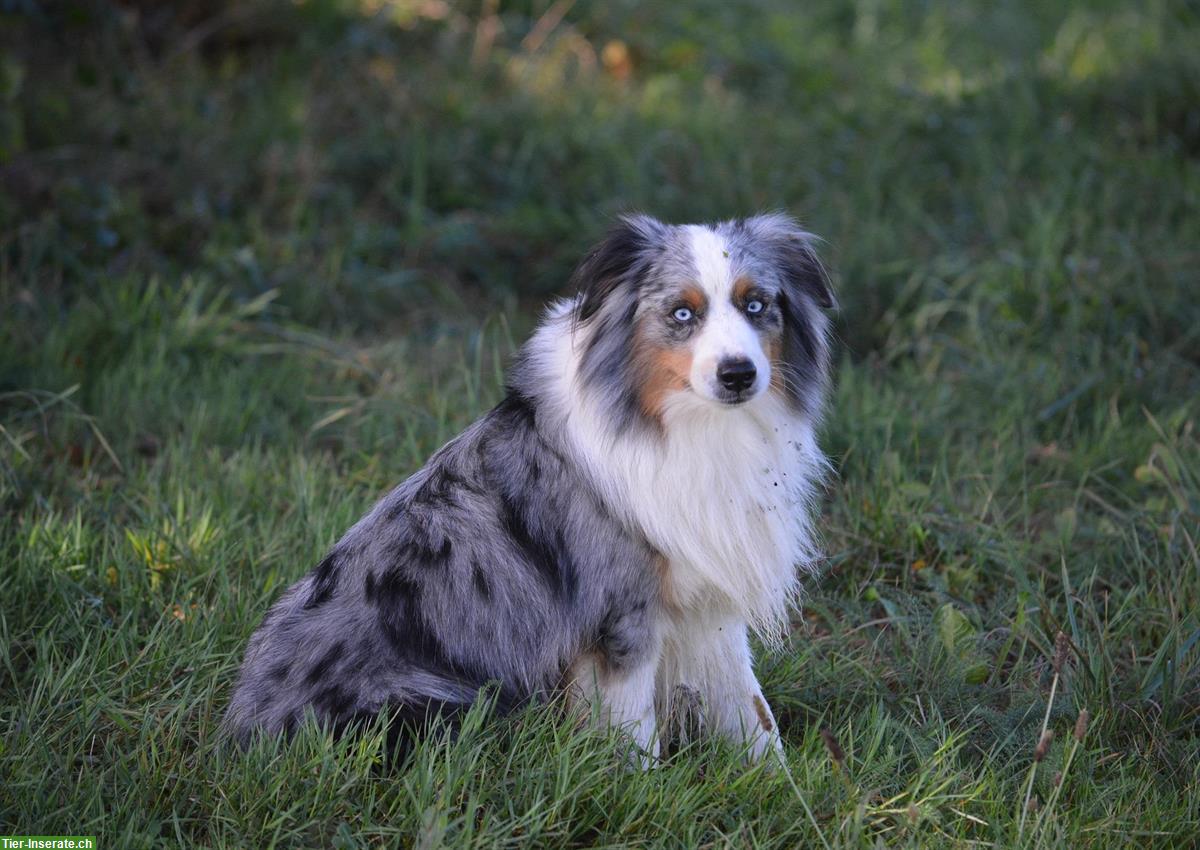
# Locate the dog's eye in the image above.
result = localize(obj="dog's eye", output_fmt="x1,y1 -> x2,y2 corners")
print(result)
672,306 -> 694,323
745,299 -> 764,315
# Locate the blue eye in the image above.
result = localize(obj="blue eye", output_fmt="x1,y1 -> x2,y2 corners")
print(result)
672,307 -> 694,323
746,299 -> 764,314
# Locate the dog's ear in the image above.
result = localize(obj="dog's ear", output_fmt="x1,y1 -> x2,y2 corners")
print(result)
573,214 -> 664,321
749,213 -> 834,414
765,215 -> 835,310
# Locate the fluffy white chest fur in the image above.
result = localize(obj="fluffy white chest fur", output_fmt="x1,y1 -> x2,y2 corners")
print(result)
533,307 -> 825,636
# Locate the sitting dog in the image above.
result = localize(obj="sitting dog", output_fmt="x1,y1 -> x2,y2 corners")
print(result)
224,212 -> 835,763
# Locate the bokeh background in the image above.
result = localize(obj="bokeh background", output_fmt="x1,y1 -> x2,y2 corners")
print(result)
2,1 -> 1198,847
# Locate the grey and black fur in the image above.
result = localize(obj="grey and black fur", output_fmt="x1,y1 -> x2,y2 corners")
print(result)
224,389 -> 662,743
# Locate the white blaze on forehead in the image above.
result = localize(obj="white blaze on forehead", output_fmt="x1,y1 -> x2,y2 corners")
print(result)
684,225 -> 733,298
684,224 -> 771,400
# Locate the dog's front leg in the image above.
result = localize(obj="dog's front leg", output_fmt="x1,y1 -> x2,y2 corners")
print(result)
661,615 -> 783,764
567,631 -> 663,765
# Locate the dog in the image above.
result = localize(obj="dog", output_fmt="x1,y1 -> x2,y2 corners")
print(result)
224,212 -> 835,764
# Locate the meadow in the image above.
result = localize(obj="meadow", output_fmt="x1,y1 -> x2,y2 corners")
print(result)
1,0 -> 1198,846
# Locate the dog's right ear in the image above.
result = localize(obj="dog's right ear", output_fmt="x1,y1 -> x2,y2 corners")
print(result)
573,214 -> 664,322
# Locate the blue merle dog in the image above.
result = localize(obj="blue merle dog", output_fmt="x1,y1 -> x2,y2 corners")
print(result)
224,213 -> 835,764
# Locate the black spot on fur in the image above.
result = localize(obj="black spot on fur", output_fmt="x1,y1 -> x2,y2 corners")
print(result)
370,567 -> 511,700
372,567 -> 421,606
492,390 -> 537,432
386,526 -> 454,571
594,594 -> 653,671
595,610 -> 626,667
498,492 -> 577,600
312,683 -> 355,722
471,559 -> 492,601
373,570 -> 450,663
268,661 -> 291,682
552,530 -> 579,599
384,463 -> 478,525
364,571 -> 377,601
304,552 -> 341,609
396,532 -> 454,567
305,640 -> 346,685
477,386 -> 573,482
410,465 -> 479,510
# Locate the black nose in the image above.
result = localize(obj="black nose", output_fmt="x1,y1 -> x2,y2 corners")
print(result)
716,357 -> 757,393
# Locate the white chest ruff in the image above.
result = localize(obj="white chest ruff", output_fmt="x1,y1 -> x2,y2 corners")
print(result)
529,310 -> 826,635
573,389 -> 824,634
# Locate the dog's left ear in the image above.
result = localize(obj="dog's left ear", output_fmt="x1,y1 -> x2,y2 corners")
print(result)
573,214 -> 664,322
768,217 -> 836,310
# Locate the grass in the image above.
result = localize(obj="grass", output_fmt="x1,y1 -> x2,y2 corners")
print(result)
1,0 -> 1198,846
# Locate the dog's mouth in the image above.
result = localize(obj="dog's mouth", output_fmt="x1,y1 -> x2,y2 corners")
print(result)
713,388 -> 756,406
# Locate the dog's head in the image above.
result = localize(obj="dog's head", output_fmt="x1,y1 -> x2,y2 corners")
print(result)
571,213 -> 835,430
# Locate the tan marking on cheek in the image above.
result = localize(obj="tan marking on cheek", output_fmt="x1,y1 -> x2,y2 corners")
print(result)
632,320 -> 693,424
751,694 -> 774,732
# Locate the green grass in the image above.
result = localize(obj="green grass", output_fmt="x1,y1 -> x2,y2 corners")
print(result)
2,0 -> 1199,846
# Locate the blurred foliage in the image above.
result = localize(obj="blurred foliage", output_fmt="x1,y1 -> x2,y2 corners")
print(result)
3,0 -> 1198,336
